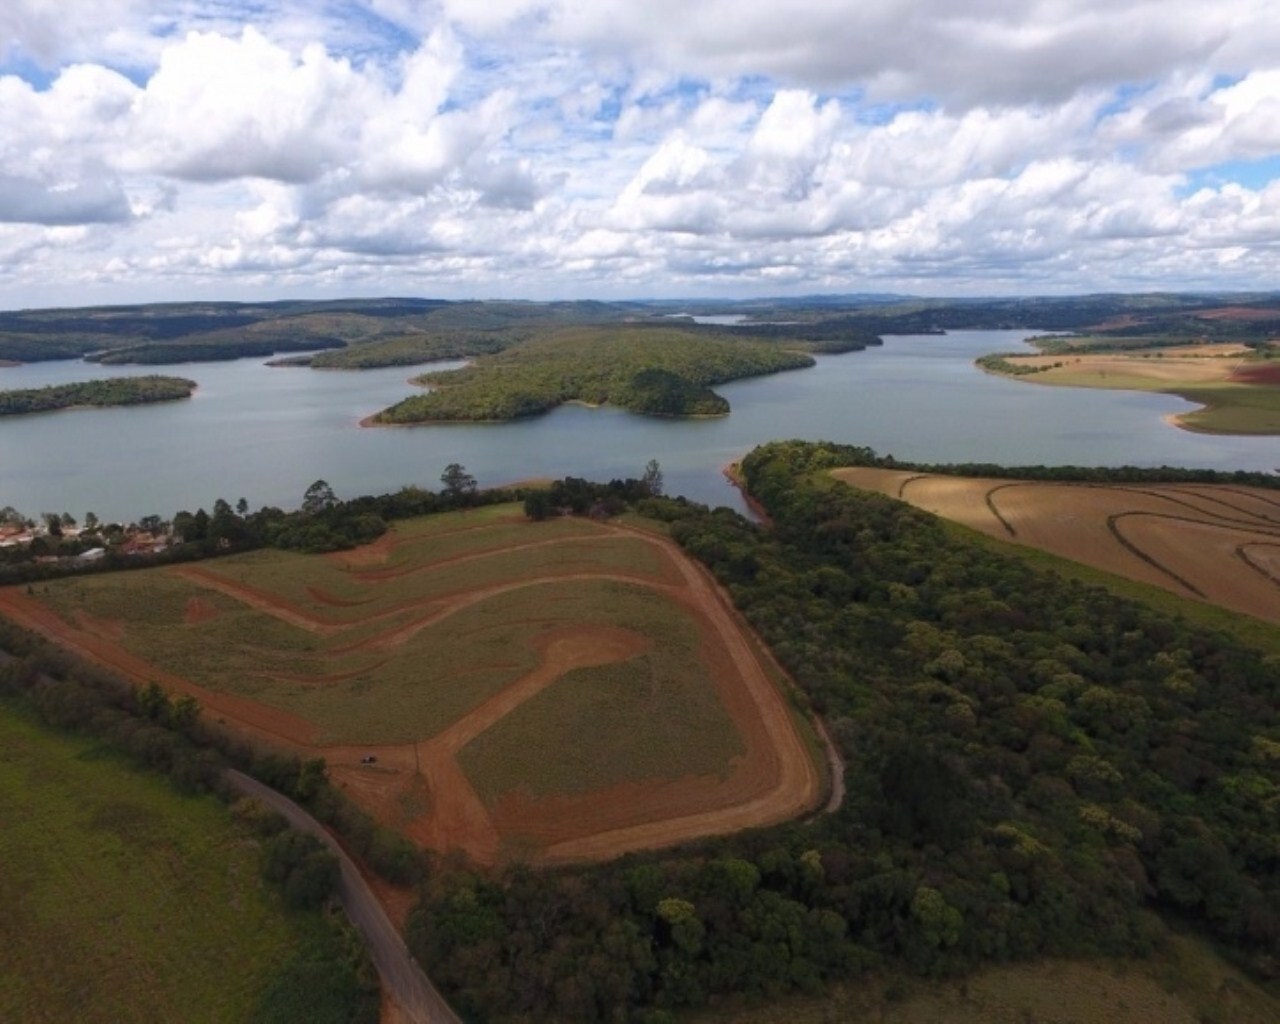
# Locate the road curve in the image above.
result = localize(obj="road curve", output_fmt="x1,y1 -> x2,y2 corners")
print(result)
225,770 -> 461,1024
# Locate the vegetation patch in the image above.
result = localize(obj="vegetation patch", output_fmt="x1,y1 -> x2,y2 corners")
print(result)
369,325 -> 814,423
459,597 -> 743,802
0,375 -> 195,416
0,707 -> 334,1024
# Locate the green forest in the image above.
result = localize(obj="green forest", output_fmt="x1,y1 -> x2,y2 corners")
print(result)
0,375 -> 196,416
403,442 -> 1278,1022
370,326 -> 814,423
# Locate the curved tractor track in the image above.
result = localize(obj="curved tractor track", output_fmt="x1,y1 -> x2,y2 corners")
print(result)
832,467 -> 1280,626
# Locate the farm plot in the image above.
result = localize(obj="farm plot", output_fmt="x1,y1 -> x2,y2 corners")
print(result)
0,505 -> 821,865
833,469 -> 1280,626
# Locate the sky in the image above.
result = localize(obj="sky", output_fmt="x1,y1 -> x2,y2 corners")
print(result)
1,1 -> 1280,307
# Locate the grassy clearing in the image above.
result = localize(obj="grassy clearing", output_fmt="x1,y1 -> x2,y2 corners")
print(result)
0,705 -> 320,1024
36,570 -> 227,628
17,514 -> 742,754
460,585 -> 743,801
688,934 -> 1280,1024
1174,383 -> 1280,433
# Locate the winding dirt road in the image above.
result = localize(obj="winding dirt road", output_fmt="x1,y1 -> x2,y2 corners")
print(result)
226,770 -> 461,1024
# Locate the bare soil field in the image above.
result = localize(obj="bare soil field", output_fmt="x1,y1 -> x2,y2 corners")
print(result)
833,468 -> 1280,626
0,507 -> 822,866
996,345 -> 1250,388
983,342 -> 1280,434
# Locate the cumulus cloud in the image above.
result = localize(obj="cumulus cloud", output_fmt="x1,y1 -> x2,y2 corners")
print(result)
0,0 -> 1279,302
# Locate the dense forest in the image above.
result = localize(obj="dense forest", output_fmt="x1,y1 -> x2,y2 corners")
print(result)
402,443 -> 1277,1022
0,375 -> 196,416
371,327 -> 814,423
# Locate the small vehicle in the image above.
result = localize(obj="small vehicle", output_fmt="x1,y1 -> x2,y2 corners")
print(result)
360,754 -> 377,765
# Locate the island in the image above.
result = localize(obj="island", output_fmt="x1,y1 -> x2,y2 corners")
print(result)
0,375 -> 197,416
365,325 -> 815,424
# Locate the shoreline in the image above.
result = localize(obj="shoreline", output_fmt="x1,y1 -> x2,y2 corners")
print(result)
722,461 -> 773,527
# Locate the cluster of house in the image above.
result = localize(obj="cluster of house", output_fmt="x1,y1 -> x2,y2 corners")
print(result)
0,521 -> 172,561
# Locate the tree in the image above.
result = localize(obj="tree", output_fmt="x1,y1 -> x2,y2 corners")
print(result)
523,490 -> 553,521
440,463 -> 477,501
302,480 -> 337,516
236,497 -> 249,516
642,458 -> 665,497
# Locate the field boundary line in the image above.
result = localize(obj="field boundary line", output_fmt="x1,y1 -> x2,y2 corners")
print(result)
1106,513 -> 1206,598
1236,543 -> 1280,588
983,484 -> 1020,537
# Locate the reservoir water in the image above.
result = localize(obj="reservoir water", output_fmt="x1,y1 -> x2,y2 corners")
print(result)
0,330 -> 1275,522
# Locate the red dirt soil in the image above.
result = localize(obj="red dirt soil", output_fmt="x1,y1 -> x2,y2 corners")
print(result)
1230,363 -> 1280,385
0,518 -> 824,868
1195,306 -> 1280,321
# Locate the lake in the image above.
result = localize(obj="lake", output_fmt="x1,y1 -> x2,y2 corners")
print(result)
0,330 -> 1275,523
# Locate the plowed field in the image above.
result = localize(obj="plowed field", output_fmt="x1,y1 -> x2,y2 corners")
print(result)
832,468 -> 1280,625
0,506 -> 822,865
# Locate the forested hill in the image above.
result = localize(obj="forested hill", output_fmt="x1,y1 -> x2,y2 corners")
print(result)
408,442 -> 1278,1022
370,326 -> 815,423
0,375 -> 196,416
4,292 -> 1279,367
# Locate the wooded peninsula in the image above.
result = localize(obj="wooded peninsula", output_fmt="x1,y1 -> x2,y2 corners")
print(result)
368,325 -> 815,423
0,375 -> 196,416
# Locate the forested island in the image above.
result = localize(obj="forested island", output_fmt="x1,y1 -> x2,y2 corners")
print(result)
0,375 -> 196,416
368,326 -> 815,423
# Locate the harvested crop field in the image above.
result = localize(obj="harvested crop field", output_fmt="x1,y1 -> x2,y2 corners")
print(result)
0,505 -> 821,865
832,468 -> 1280,626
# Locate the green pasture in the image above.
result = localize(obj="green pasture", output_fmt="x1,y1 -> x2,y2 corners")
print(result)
459,580 -> 744,801
1173,383 -> 1280,434
0,707 -> 323,1024
195,514 -> 638,620
25,515 -> 713,747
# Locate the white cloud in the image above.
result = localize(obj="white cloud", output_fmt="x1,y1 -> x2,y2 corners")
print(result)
0,1 -> 1279,302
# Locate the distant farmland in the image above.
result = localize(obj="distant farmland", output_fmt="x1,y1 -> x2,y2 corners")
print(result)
0,505 -> 821,865
832,468 -> 1280,626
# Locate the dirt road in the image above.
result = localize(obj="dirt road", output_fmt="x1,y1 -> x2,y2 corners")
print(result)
225,770 -> 460,1024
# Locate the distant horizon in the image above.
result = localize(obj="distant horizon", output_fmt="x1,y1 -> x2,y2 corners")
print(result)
6,287 -> 1280,317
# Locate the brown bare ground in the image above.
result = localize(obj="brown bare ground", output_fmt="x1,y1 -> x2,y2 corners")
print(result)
1232,362 -> 1280,385
1,515 -> 824,869
833,468 -> 1280,625
1003,349 -> 1246,385
1195,305 -> 1280,321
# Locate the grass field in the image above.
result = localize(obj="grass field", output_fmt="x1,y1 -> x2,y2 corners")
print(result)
0,706 -> 322,1024
689,933 -> 1280,1024
832,468 -> 1280,630
1,505 -> 822,864
979,342 -> 1280,433
459,583 -> 744,803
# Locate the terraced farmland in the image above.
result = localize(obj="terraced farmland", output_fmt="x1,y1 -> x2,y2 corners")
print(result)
0,505 -> 821,865
832,468 -> 1280,626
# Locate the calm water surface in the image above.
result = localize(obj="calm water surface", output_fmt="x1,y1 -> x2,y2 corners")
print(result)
1,331 -> 1275,522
